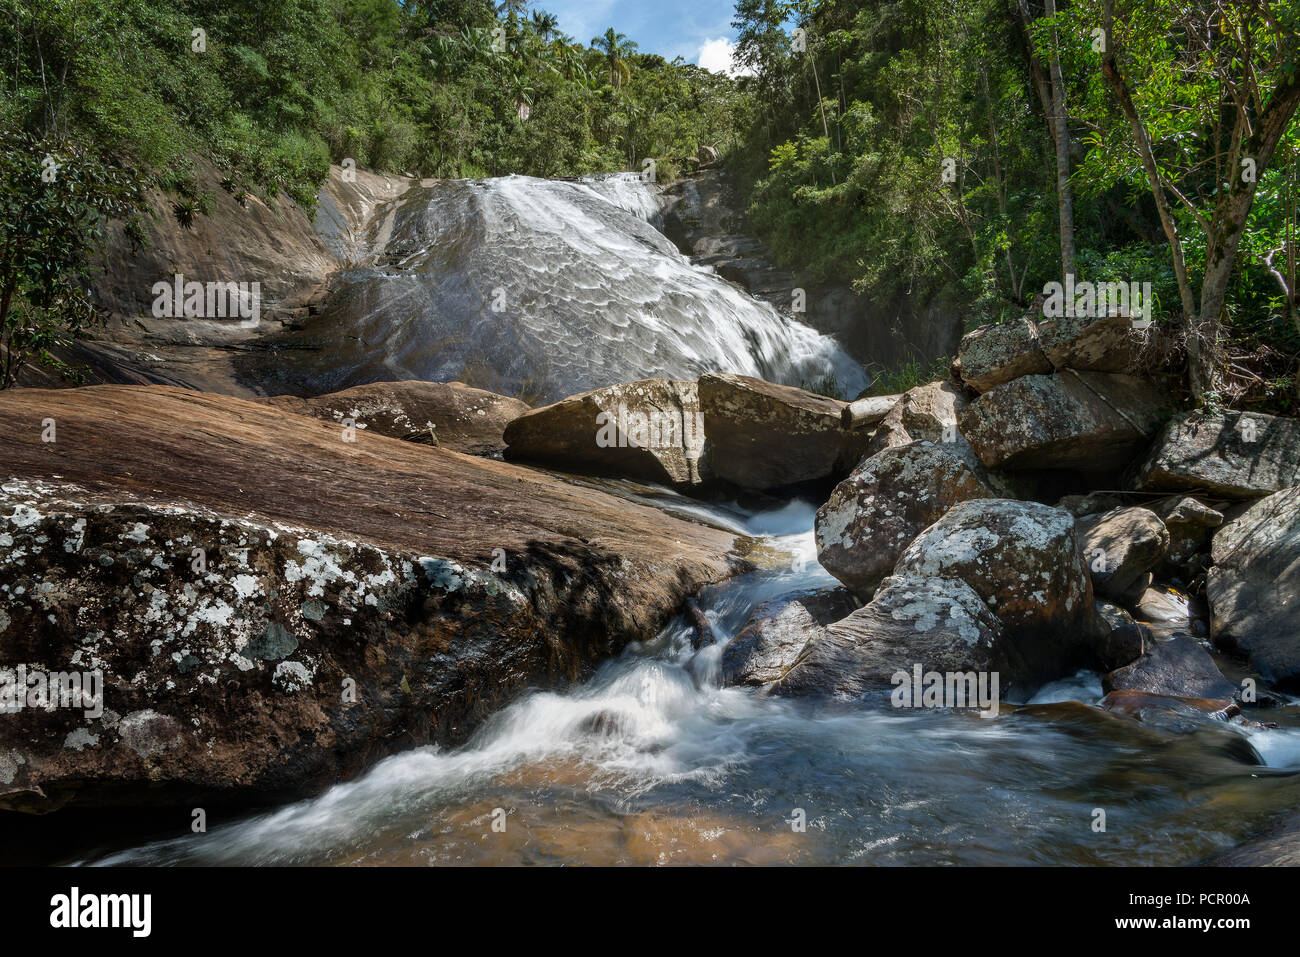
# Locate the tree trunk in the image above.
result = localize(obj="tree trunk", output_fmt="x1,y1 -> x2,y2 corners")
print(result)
1044,0 -> 1075,280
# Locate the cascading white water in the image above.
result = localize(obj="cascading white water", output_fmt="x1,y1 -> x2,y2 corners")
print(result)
242,173 -> 869,403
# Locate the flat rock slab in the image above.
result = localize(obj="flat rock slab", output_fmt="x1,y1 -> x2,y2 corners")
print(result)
0,385 -> 742,812
959,371 -> 1171,471
698,372 -> 870,490
1208,486 -> 1300,686
263,380 -> 528,456
1134,411 -> 1300,499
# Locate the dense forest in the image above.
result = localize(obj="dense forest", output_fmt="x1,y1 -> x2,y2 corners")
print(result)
2,0 -> 1300,410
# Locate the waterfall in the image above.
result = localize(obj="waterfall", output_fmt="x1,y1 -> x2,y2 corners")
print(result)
240,173 -> 869,404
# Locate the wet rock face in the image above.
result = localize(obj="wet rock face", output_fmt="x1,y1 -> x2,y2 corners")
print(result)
721,588 -> 858,686
234,174 -> 867,405
1103,636 -> 1238,701
892,499 -> 1108,682
815,442 -> 994,599
698,373 -> 871,491
1134,411 -> 1300,499
1208,486 -> 1300,686
959,371 -> 1172,471
0,385 -> 743,812
956,318 -> 1051,393
774,576 -> 1011,698
1076,507 -> 1170,605
263,380 -> 529,456
503,378 -> 707,487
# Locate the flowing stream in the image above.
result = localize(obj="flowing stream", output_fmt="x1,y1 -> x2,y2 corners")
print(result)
87,493 -> 1300,866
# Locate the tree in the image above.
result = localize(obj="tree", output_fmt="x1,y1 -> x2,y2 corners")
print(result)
1092,0 -> 1300,403
0,129 -> 141,388
592,27 -> 637,91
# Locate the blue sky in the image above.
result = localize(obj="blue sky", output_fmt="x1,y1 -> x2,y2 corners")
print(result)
537,0 -> 747,74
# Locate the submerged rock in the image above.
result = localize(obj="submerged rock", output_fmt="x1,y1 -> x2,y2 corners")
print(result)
959,371 -> 1171,471
1207,486 -> 1300,686
264,380 -> 528,456
1103,636 -> 1238,701
815,441 -> 994,599
721,588 -> 858,686
1133,411 -> 1300,499
0,385 -> 742,813
503,378 -> 707,486
698,372 -> 870,490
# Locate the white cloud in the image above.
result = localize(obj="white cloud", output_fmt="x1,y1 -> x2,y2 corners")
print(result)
696,37 -> 752,76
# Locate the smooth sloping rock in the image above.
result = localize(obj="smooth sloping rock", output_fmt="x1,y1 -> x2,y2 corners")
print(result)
1077,507 -> 1169,603
774,576 -> 1010,698
1103,636 -> 1238,700
264,380 -> 528,456
892,499 -> 1110,682
815,442 -> 994,599
698,372 -> 869,490
503,378 -> 706,486
1134,411 -> 1300,499
1036,313 -> 1143,373
721,588 -> 858,686
1207,486 -> 1300,685
0,385 -> 742,812
959,371 -> 1171,471
957,317 -> 1051,393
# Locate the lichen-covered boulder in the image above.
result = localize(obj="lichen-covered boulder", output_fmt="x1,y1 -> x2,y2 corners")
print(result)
774,576 -> 1014,699
264,380 -> 529,456
815,441 -> 994,599
1133,411 -> 1300,500
1076,507 -> 1169,604
959,372 -> 1171,471
867,379 -> 969,454
892,499 -> 1111,682
503,378 -> 707,486
698,372 -> 870,490
957,317 -> 1050,393
1035,312 -> 1144,373
1207,486 -> 1300,686
721,587 -> 858,686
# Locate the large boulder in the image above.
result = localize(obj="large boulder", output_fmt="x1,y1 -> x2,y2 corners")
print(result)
1152,495 -> 1224,568
698,372 -> 870,490
892,499 -> 1112,682
959,371 -> 1171,471
956,317 -> 1051,393
1076,507 -> 1169,604
1207,486 -> 1300,686
1035,312 -> 1144,373
721,588 -> 858,686
774,576 -> 1013,700
503,378 -> 706,486
1133,411 -> 1300,499
0,385 -> 742,813
815,441 -> 994,599
1103,636 -> 1238,701
867,379 -> 969,454
263,380 -> 529,456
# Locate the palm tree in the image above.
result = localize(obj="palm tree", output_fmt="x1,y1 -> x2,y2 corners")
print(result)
591,27 -> 637,91
531,10 -> 559,44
